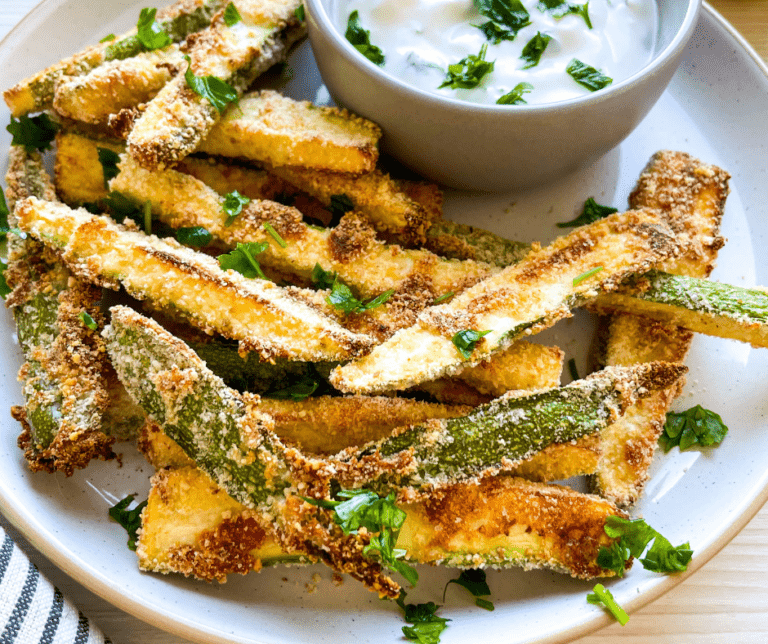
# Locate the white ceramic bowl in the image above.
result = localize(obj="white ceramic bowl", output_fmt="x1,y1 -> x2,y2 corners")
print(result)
305,0 -> 702,191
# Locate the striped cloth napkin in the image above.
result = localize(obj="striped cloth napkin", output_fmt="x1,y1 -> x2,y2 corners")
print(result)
0,525 -> 111,644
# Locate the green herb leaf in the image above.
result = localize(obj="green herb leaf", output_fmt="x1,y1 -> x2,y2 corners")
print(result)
0,258 -> 11,300
540,0 -> 592,27
176,226 -> 212,247
597,516 -> 693,577
6,114 -> 60,153
102,191 -> 144,226
222,190 -> 251,225
311,263 -> 337,290
345,11 -> 385,66
223,2 -> 242,26
304,489 -> 417,585
439,44 -> 494,90
557,197 -> 618,228
100,34 -> 116,42
520,31 -> 551,68
295,4 -> 305,21
109,495 -> 147,551
396,594 -> 450,644
263,222 -> 287,248
97,147 -> 121,188
326,279 -> 394,314
329,193 -> 354,218
473,0 -> 531,44
433,292 -> 454,304
218,241 -> 269,279
0,186 -> 9,236
572,266 -> 603,286
496,81 -> 533,105
143,200 -> 152,235
267,374 -> 320,401
78,311 -> 98,330
183,55 -> 239,113
658,405 -> 728,453
568,358 -> 580,381
136,7 -> 172,51
587,584 -> 629,626
452,329 -> 491,359
566,58 -> 612,91
444,569 -> 494,610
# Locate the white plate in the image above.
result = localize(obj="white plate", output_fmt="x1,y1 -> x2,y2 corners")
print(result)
0,3 -> 767,644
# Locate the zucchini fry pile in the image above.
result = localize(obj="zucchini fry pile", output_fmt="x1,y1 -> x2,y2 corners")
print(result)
5,0 -> 764,603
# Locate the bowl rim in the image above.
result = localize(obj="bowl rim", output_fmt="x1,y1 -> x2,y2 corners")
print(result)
304,0 -> 703,114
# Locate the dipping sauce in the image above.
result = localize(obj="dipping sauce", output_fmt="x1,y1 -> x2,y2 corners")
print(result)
334,0 -> 658,105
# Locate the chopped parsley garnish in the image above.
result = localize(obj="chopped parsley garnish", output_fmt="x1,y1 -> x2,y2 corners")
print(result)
267,374 -> 319,401
143,200 -> 152,235
0,259 -> 11,300
520,32 -> 551,69
218,242 -> 269,279
568,357 -> 580,381
328,193 -> 354,226
0,187 -> 10,239
433,292 -> 454,305
102,191 -> 144,225
587,584 -> 629,625
175,226 -> 212,247
566,58 -> 612,91
136,7 -> 172,51
444,569 -> 494,611
557,197 -> 618,228
97,147 -> 121,188
303,489 -> 418,586
572,266 -> 604,286
473,0 -> 531,44
78,311 -> 98,330
496,82 -> 533,105
396,593 -> 450,644
439,44 -> 494,90
538,0 -> 592,28
452,329 -> 491,359
311,263 -> 337,290
109,495 -> 147,551
222,190 -> 251,225
345,11 -> 385,66
295,4 -> 305,21
223,2 -> 242,26
100,34 -> 116,42
326,279 -> 394,314
183,55 -> 238,113
263,222 -> 287,248
597,516 -> 693,577
659,405 -> 728,452
6,114 -> 60,153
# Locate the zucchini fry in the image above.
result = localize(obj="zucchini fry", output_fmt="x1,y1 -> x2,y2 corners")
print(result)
4,146 -> 115,474
4,0 -> 227,116
15,197 -> 372,362
108,152 -> 492,299
592,150 -> 730,506
126,0 -> 304,170
138,464 -> 627,581
198,90 -> 382,173
331,209 -> 680,394
425,219 -> 532,266
52,47 -> 186,125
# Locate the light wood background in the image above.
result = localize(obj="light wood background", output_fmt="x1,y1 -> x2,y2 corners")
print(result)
1,1 -> 767,642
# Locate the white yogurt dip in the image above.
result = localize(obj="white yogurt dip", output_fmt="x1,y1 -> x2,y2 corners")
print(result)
333,0 -> 657,105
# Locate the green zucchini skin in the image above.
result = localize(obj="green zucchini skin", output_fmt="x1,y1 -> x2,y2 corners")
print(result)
425,219 -> 532,267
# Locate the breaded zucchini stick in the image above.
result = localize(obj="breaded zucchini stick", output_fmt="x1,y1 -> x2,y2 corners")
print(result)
591,151 -> 730,506
53,47 -> 186,125
138,464 -> 626,581
4,147 -> 115,474
108,152 -> 492,299
331,209 -> 680,394
4,0 -> 228,116
198,90 -> 382,173
15,197 -> 372,362
425,219 -> 532,266
126,0 -> 304,170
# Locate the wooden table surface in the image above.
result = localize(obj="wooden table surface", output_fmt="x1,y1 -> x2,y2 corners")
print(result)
1,1 -> 767,643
